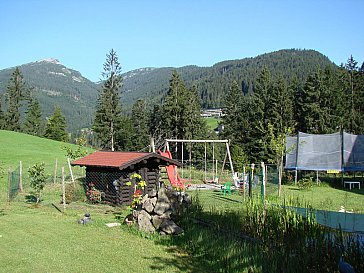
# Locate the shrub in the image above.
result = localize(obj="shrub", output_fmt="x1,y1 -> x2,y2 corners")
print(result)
64,182 -> 85,203
298,177 -> 313,190
28,162 -> 46,204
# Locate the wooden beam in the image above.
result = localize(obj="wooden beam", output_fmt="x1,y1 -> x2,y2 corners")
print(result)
165,139 -> 229,143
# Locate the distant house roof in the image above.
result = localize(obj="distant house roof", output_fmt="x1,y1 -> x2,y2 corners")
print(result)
71,151 -> 182,170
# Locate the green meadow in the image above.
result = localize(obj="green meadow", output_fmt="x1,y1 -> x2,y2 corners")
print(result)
1,130 -> 363,272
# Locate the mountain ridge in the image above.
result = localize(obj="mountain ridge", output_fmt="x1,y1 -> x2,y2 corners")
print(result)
0,49 -> 335,131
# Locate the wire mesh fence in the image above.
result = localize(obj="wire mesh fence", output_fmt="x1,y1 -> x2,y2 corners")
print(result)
8,166 -> 21,201
6,160 -> 86,203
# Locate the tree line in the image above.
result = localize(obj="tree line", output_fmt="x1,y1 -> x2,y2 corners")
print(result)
93,49 -> 207,153
0,67 -> 68,142
2,50 -> 363,171
222,55 -> 364,166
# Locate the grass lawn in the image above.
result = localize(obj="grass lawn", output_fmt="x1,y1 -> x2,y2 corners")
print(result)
0,186 -> 201,273
204,117 -> 221,131
1,130 -> 363,272
186,182 -> 364,214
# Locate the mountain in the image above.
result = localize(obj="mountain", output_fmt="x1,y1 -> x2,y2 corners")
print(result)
0,58 -> 99,131
120,49 -> 335,109
0,49 -> 336,131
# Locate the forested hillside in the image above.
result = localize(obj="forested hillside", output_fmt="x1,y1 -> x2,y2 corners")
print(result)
0,49 -> 335,130
0,59 -> 98,131
121,49 -> 335,108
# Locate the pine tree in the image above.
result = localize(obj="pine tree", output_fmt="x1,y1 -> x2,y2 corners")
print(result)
44,106 -> 68,142
131,99 -> 150,150
297,69 -> 327,133
162,70 -> 186,140
269,75 -> 294,134
181,85 -> 206,139
93,49 -> 123,151
222,81 -> 244,143
4,67 -> 27,131
247,67 -> 273,162
162,70 -> 205,141
0,100 -> 4,129
23,96 -> 43,136
149,104 -> 165,149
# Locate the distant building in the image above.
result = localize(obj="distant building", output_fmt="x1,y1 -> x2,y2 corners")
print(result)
201,108 -> 225,118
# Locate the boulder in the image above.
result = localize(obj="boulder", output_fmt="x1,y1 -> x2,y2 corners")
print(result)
143,198 -> 155,213
152,215 -> 164,229
183,194 -> 192,204
149,189 -> 157,198
137,210 -> 155,233
152,209 -> 173,229
150,197 -> 157,207
154,186 -> 171,215
141,194 -> 149,204
159,219 -> 183,235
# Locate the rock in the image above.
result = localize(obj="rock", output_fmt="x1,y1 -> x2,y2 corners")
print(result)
152,209 -> 173,229
143,198 -> 155,213
137,210 -> 155,233
154,186 -> 172,215
149,189 -> 157,198
141,194 -> 149,204
159,219 -> 183,235
152,215 -> 164,229
150,197 -> 157,207
183,194 -> 192,204
159,209 -> 173,219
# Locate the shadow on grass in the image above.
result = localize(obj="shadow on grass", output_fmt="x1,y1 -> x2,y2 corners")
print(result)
210,192 -> 241,203
0,209 -> 5,216
311,175 -> 364,196
150,207 -> 259,273
25,195 -> 37,203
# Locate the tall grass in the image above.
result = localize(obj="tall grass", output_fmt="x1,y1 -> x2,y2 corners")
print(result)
160,194 -> 364,273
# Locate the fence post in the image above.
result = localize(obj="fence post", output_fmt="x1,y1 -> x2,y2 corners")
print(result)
62,167 -> 66,212
7,169 -> 11,203
19,161 -> 23,192
261,162 -> 265,203
243,165 -> 246,201
54,158 -> 58,184
67,157 -> 74,184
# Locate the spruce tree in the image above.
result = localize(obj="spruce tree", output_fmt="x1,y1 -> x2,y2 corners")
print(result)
162,70 -> 205,141
149,104 -> 166,149
44,106 -> 68,142
299,69 -> 328,134
0,100 -> 4,129
248,67 -> 273,162
162,70 -> 186,140
131,99 -> 150,150
4,67 -> 27,131
93,49 -> 123,151
23,96 -> 43,136
222,80 -> 244,143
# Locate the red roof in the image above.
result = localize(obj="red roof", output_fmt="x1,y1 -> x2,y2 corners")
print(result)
71,151 -> 182,169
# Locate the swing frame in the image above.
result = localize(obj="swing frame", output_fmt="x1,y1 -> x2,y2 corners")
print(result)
164,139 -> 235,184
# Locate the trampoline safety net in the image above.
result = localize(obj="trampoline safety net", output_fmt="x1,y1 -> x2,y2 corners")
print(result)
285,131 -> 364,171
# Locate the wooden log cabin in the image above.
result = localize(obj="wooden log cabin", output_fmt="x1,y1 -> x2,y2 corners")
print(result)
71,151 -> 182,206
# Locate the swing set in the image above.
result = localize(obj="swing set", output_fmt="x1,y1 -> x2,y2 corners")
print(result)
162,139 -> 235,186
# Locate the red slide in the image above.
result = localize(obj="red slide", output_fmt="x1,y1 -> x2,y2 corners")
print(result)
159,150 -> 185,190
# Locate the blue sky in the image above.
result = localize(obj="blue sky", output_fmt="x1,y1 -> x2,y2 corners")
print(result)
1,0 -> 363,82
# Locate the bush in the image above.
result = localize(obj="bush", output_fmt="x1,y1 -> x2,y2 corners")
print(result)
28,162 -> 46,204
298,177 -> 313,190
64,182 -> 86,203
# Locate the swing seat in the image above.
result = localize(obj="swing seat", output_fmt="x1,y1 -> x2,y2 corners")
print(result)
220,182 -> 232,196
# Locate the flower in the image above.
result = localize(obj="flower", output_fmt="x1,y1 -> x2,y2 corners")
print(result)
127,173 -> 148,210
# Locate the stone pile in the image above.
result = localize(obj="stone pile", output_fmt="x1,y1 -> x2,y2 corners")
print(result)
128,184 -> 191,235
